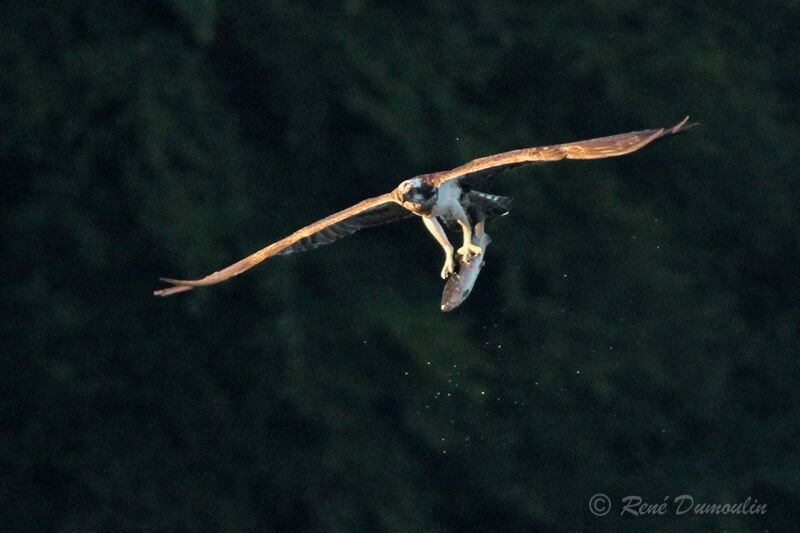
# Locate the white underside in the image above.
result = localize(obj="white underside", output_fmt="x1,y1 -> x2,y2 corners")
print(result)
431,180 -> 465,220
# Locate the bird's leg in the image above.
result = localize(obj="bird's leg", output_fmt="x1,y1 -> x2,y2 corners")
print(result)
422,216 -> 456,279
452,203 -> 483,260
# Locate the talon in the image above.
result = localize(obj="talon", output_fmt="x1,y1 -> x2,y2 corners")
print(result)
440,257 -> 456,279
457,244 -> 483,259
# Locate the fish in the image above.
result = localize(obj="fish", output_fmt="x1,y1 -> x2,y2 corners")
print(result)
440,221 -> 491,312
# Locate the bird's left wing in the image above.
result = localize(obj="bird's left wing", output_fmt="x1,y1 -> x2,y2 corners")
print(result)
429,117 -> 696,187
154,192 -> 408,297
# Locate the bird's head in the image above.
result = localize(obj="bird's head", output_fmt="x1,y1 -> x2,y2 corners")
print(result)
398,177 -> 437,214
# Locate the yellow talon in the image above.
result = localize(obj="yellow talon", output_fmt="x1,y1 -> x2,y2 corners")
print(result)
441,257 -> 456,279
457,244 -> 483,259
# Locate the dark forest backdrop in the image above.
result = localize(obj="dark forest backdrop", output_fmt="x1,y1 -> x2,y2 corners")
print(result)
2,1 -> 799,531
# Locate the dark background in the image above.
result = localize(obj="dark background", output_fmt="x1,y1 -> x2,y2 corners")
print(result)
2,1 -> 799,531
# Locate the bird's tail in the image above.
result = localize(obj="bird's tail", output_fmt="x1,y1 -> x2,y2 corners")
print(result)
467,191 -> 512,223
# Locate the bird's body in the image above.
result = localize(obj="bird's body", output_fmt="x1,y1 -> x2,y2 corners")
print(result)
155,117 -> 696,306
429,180 -> 464,219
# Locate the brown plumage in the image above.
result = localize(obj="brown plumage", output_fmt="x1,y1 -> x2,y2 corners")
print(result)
429,116 -> 696,186
154,193 -> 407,296
155,117 -> 695,298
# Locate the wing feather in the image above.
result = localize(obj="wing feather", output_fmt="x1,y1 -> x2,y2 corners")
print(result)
154,193 -> 408,296
430,117 -> 696,187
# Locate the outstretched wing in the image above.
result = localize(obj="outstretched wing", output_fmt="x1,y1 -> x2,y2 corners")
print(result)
430,117 -> 697,187
154,193 -> 409,297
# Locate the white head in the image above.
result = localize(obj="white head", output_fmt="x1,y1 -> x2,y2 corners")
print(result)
398,177 -> 437,214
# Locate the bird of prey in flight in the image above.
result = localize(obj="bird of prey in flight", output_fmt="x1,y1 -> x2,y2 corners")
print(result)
155,117 -> 695,299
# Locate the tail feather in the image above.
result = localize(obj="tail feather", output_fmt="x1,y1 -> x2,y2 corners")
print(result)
467,191 -> 512,222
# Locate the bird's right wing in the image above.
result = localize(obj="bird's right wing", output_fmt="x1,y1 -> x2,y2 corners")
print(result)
154,192 -> 409,296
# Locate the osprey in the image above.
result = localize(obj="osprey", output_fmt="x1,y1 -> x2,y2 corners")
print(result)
155,117 -> 695,299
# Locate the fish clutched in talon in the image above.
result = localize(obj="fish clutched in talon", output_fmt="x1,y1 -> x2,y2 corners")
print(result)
156,117 -> 696,309
441,221 -> 492,312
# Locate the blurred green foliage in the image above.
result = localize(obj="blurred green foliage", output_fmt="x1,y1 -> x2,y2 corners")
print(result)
2,1 -> 799,531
